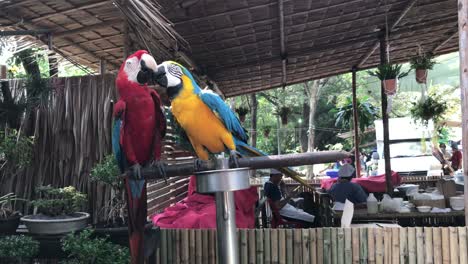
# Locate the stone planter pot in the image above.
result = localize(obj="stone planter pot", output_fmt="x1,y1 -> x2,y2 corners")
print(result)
21,212 -> 89,235
383,79 -> 397,95
0,214 -> 21,235
415,69 -> 427,84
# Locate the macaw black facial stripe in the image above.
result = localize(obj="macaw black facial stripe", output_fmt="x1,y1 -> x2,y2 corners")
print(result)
168,64 -> 183,78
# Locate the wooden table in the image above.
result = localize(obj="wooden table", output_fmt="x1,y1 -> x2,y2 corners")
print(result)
332,209 -> 465,227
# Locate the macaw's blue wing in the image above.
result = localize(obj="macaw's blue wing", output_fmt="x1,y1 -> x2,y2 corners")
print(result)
200,90 -> 248,143
112,118 -> 126,173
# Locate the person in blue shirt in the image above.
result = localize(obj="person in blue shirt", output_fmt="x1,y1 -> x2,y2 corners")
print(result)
264,169 -> 315,224
328,164 -> 368,204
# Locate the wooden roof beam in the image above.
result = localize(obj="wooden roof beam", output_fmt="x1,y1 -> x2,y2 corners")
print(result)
0,10 -> 120,70
356,0 -> 419,68
31,1 -> 111,23
432,27 -> 459,52
53,19 -> 123,38
278,0 -> 287,88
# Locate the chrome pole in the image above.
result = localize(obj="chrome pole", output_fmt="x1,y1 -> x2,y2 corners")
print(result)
215,191 -> 238,264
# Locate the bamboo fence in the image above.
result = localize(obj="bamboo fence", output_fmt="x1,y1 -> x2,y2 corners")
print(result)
154,227 -> 468,264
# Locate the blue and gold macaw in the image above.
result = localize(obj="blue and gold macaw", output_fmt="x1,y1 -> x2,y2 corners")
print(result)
138,58 -> 311,188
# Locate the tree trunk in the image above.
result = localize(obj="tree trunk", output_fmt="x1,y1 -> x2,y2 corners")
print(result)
250,93 -> 258,147
306,80 -> 322,179
300,93 -> 310,152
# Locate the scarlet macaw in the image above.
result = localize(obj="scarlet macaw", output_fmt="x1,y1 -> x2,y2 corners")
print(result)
112,50 -> 166,263
137,59 -> 311,188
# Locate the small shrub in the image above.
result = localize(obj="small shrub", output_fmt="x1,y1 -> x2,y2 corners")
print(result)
31,186 -> 87,217
0,235 -> 39,258
90,155 -> 121,187
368,63 -> 409,80
61,229 -> 130,264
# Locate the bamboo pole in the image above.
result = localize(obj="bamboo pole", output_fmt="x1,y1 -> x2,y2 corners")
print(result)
408,228 -> 416,264
458,0 -> 468,224
367,228 -> 375,264
189,229 -> 196,263
161,230 -> 168,264
265,228 -> 272,264
311,229 -> 318,264
359,228 -> 368,264
425,228 -> 434,264
433,228 -> 442,264
344,228 -> 352,264
248,229 -> 256,264
384,228 -> 391,264
181,229 -> 189,264
272,229 -> 279,264
195,229 -> 202,264
256,229 -> 264,264
240,229 -> 248,264
441,227 -> 450,264
202,230 -> 209,264
302,229 -> 310,264
175,230 -> 181,264
324,228 -> 331,264
458,227 -> 467,264
286,229 -> 294,264
400,228 -> 408,264
391,228 -> 399,264
331,228 -> 338,264
448,227 -> 458,264
294,229 -> 302,264
279,229 -> 286,264
338,228 -> 345,264
317,228 -> 324,264
351,67 -> 361,177
209,230 -> 216,264
416,227 -> 425,264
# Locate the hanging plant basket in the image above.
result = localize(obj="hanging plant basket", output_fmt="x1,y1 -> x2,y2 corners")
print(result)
280,114 -> 288,125
415,69 -> 428,84
235,107 -> 249,123
410,53 -> 436,84
383,79 -> 397,95
368,63 -> 409,96
263,126 -> 271,138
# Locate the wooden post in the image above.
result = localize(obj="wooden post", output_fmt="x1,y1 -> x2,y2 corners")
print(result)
99,59 -> 106,75
1,65 -> 7,79
379,31 -> 393,195
458,0 -> 468,224
352,67 -> 361,177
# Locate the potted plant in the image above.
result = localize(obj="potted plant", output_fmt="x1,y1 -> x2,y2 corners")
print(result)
263,125 -> 272,138
368,63 -> 409,95
21,186 -> 89,235
410,95 -> 447,127
90,155 -> 129,245
235,107 -> 249,122
61,229 -> 130,264
0,193 -> 26,235
410,53 -> 436,84
0,235 -> 39,264
277,106 -> 291,125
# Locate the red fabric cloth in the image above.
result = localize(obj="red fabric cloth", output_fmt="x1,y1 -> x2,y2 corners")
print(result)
450,150 -> 462,170
320,171 -> 401,193
152,176 -> 258,229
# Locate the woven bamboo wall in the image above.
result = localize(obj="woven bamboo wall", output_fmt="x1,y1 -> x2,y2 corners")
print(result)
155,227 -> 468,264
0,75 -> 192,222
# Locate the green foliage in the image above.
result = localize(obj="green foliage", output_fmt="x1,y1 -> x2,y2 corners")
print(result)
31,186 -> 87,217
23,76 -> 52,110
61,229 -> 130,264
0,193 -> 26,219
0,235 -> 39,258
368,63 -> 410,80
0,129 -> 34,170
335,96 -> 378,132
90,155 -> 121,187
277,106 -> 291,117
410,95 -> 447,126
235,106 -> 249,116
410,53 -> 437,70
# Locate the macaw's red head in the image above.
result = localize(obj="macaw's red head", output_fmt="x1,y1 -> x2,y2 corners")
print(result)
116,50 -> 158,95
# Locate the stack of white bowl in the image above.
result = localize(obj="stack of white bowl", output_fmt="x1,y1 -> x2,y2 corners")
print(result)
449,196 -> 465,211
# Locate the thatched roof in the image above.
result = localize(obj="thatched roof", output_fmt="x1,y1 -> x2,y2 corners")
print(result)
0,0 -> 459,97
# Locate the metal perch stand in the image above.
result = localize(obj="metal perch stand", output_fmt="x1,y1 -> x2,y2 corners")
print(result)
123,151 -> 350,263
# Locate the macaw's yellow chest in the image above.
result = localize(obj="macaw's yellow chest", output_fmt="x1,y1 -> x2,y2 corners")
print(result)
171,95 -> 235,160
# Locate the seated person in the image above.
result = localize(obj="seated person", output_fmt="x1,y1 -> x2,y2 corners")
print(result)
328,164 -> 367,204
264,169 -> 315,225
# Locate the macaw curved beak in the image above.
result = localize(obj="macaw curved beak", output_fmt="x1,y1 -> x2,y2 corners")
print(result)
137,53 -> 158,84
